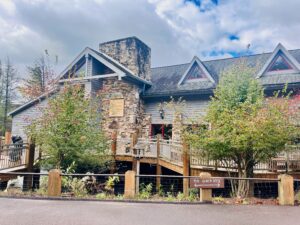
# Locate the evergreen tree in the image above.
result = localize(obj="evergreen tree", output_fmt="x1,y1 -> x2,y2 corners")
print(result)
2,57 -> 16,132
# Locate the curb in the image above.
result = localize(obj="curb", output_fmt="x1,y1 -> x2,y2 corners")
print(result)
0,195 -> 210,205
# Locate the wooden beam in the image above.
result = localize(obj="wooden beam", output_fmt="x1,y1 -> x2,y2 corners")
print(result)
58,73 -> 120,83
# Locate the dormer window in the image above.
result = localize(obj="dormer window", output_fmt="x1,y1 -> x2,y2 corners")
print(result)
267,52 -> 293,72
257,44 -> 300,78
186,62 -> 207,80
178,56 -> 215,85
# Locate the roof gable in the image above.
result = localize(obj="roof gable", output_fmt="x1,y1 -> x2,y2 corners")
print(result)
178,56 -> 215,85
257,43 -> 300,78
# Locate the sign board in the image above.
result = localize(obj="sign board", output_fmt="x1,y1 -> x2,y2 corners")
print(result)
109,99 -> 124,117
190,177 -> 224,189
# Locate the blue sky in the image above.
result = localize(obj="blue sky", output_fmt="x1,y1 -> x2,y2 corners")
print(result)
0,0 -> 300,78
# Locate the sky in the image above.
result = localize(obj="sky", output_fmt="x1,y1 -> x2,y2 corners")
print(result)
1,0 -> 300,78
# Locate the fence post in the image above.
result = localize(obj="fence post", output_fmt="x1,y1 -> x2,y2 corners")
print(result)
278,174 -> 294,206
48,169 -> 62,197
183,141 -> 190,197
199,172 -> 212,203
156,135 -> 161,191
124,170 -> 136,198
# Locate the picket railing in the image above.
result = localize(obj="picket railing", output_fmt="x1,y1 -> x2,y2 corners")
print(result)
115,137 -> 300,173
0,143 -> 29,170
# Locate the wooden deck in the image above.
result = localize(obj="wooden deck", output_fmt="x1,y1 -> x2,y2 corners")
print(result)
115,137 -> 300,177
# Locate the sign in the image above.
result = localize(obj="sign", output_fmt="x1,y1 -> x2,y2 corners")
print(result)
109,99 -> 124,117
190,177 -> 224,189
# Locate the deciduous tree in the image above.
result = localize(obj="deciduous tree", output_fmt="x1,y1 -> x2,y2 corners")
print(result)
20,56 -> 55,100
186,60 -> 298,197
27,84 -> 110,172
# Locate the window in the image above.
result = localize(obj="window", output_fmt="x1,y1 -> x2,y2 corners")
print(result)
151,124 -> 172,140
186,63 -> 206,80
267,53 -> 293,72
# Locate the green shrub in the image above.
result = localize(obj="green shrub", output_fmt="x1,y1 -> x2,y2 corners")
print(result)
96,193 -> 107,200
36,176 -> 48,196
105,175 -> 120,192
188,188 -> 198,202
166,192 -> 176,202
139,183 -> 153,199
176,192 -> 185,201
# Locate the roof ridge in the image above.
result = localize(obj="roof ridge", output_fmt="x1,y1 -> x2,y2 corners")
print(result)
150,48 -> 300,69
151,62 -> 190,69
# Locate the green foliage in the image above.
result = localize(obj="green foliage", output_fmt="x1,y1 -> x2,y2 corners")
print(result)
176,192 -> 185,201
61,164 -> 87,197
139,183 -> 153,199
27,84 -> 110,172
157,184 -> 165,197
36,176 -> 48,196
186,60 -> 298,197
166,192 -> 176,201
187,188 -> 198,202
105,175 -> 120,191
96,192 -> 107,200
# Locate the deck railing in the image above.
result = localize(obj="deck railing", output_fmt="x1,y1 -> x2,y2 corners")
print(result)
115,137 -> 300,173
0,143 -> 29,170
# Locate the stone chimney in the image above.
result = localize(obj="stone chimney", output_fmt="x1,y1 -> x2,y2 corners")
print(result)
99,37 -> 151,81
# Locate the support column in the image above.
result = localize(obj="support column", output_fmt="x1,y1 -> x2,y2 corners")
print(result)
110,131 -> 117,173
156,135 -> 161,191
199,172 -> 212,203
131,132 -> 138,172
23,140 -> 35,191
278,174 -> 294,206
183,141 -> 190,197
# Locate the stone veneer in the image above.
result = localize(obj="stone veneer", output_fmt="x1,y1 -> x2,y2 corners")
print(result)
99,37 -> 151,81
98,77 -> 149,139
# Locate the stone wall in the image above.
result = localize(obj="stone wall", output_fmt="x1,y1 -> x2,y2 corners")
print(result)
98,77 -> 147,139
99,37 -> 151,81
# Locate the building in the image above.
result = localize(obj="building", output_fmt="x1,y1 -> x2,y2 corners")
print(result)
8,37 -> 300,177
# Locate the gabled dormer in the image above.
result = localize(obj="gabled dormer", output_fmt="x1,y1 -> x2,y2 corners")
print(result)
178,56 -> 215,85
257,43 -> 300,78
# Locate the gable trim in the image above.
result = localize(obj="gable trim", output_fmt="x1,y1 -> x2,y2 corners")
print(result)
256,43 -> 300,78
178,56 -> 215,85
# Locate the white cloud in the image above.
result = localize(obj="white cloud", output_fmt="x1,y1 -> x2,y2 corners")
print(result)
0,0 -> 300,79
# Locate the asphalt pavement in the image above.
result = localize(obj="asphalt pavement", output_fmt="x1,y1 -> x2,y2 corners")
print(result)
0,198 -> 298,225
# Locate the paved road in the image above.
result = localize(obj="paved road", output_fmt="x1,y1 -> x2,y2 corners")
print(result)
0,198 -> 298,225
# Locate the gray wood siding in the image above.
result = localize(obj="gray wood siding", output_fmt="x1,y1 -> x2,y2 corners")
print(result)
11,99 -> 48,141
145,99 -> 209,124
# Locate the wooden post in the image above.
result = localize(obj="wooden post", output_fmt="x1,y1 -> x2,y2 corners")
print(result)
23,140 -> 36,191
156,135 -> 161,191
110,131 -> 117,173
183,141 -> 190,197
4,131 -> 11,145
278,174 -> 294,206
124,170 -> 136,198
131,132 -> 138,172
48,169 -> 62,197
199,172 -> 212,203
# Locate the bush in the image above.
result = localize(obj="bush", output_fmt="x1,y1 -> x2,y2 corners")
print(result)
139,183 -> 153,199
36,176 -> 48,196
176,192 -> 185,201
